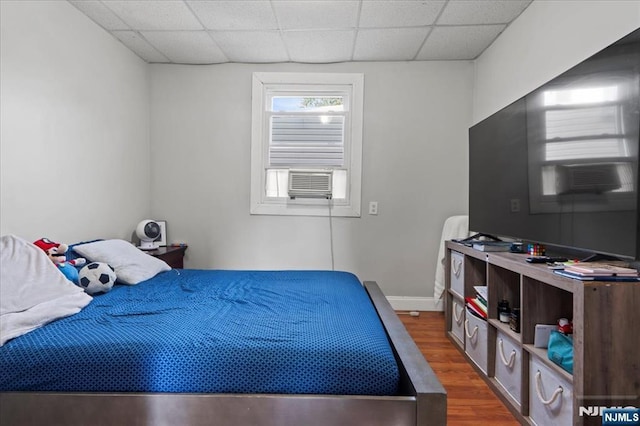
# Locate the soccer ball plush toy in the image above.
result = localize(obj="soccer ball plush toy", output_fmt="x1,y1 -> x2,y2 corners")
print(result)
78,262 -> 116,295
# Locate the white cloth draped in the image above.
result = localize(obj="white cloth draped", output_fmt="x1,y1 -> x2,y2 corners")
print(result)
0,235 -> 92,346
434,215 -> 470,301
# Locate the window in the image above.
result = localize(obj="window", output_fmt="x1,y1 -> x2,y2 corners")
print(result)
527,73 -> 637,214
250,72 -> 364,216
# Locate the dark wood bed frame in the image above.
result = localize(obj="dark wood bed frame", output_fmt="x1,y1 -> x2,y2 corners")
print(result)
0,281 -> 447,426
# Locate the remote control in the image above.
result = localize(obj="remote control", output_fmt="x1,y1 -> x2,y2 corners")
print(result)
526,256 -> 549,263
526,256 -> 568,263
547,262 -> 566,270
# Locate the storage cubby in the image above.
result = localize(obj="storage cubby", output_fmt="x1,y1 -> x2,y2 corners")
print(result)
450,298 -> 465,346
464,306 -> 489,374
521,277 -> 572,346
494,330 -> 523,407
449,250 -> 465,298
444,241 -> 640,426
488,265 -> 520,320
445,249 -> 487,352
487,265 -> 521,345
464,253 -> 487,298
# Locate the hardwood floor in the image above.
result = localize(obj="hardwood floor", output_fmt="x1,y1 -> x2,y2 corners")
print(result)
399,311 -> 520,425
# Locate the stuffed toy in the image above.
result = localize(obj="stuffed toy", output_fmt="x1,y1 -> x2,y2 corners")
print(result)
78,262 -> 116,295
33,238 -> 86,284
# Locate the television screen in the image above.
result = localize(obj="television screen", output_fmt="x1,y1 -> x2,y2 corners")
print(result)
469,28 -> 640,260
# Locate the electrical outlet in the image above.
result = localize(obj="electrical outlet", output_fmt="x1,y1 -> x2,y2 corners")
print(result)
510,198 -> 521,213
369,201 -> 378,215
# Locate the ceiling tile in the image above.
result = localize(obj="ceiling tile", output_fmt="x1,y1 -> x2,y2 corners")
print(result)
284,30 -> 355,63
112,31 -> 169,63
68,0 -> 533,63
142,31 -> 227,64
359,1 -> 446,28
416,25 -> 506,60
211,31 -> 288,63
273,1 -> 359,30
104,1 -> 203,31
69,1 -> 129,30
354,27 -> 429,61
437,0 -> 532,25
187,1 -> 278,30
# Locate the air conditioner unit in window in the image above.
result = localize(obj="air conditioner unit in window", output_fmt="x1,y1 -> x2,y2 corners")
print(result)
556,163 -> 622,195
288,170 -> 333,199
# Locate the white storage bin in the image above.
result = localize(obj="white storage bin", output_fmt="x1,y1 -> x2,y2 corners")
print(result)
494,331 -> 522,405
464,308 -> 488,374
529,356 -> 573,426
451,298 -> 465,345
450,251 -> 465,297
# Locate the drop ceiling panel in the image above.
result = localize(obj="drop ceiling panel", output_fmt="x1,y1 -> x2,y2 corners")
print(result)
104,1 -> 203,31
354,27 -> 429,61
272,0 -> 360,30
359,0 -> 446,28
69,1 -> 129,31
417,25 -> 506,60
112,31 -> 169,63
438,0 -> 531,25
68,0 -> 534,64
284,30 -> 355,63
187,1 -> 278,30
212,31 -> 289,63
142,31 -> 227,64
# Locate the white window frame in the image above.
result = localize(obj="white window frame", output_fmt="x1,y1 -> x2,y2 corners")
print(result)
250,72 -> 364,217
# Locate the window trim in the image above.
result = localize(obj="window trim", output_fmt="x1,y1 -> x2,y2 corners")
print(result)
250,72 -> 364,217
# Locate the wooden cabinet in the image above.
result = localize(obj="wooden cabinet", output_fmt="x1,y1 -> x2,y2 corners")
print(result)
444,241 -> 640,426
149,245 -> 187,269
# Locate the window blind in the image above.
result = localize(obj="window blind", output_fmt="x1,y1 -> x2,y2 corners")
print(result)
545,105 -> 620,140
269,115 -> 345,167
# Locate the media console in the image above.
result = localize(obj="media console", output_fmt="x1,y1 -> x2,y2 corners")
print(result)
444,241 -> 639,426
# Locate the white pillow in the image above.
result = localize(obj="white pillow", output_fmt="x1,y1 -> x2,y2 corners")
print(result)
0,235 -> 92,346
73,239 -> 171,285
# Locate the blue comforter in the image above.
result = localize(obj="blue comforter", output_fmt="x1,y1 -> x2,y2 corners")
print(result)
0,270 -> 399,395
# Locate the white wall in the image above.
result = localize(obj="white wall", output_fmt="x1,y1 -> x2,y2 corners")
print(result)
474,0 -> 640,123
0,1 -> 150,243
149,62 -> 474,302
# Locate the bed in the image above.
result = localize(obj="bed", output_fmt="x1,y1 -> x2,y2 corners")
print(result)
0,236 -> 446,426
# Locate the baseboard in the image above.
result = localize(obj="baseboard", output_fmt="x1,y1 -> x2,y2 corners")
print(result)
386,296 -> 443,312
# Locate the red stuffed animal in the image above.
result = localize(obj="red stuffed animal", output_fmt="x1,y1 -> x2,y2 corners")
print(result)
33,238 -> 86,283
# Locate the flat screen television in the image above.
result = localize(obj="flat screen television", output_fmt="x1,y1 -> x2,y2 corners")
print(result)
469,28 -> 640,262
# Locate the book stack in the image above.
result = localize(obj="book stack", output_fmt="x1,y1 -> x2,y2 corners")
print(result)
554,262 -> 640,281
471,241 -> 512,252
465,286 -> 488,319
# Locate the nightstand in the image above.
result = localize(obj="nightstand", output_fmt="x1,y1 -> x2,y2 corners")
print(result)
149,245 -> 187,269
